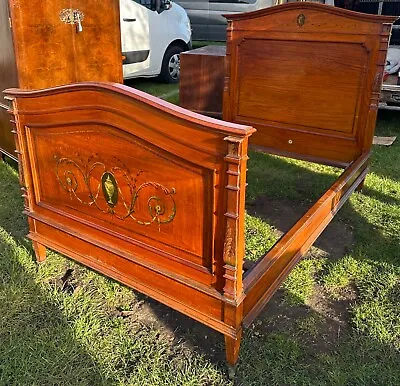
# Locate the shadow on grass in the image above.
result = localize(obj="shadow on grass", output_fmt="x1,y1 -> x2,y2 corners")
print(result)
361,186 -> 400,207
106,148 -> 400,385
370,110 -> 400,182
0,163 -> 109,385
235,289 -> 400,386
245,150 -> 400,268
0,136 -> 399,385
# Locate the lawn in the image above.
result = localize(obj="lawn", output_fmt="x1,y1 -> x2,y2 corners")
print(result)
0,81 -> 399,386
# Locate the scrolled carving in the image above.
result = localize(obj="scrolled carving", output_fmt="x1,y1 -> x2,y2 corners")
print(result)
55,155 -> 176,230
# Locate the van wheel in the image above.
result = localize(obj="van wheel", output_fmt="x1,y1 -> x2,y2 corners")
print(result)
159,46 -> 183,83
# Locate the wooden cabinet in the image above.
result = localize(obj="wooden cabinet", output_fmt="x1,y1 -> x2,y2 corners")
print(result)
0,0 -> 123,161
180,45 -> 225,119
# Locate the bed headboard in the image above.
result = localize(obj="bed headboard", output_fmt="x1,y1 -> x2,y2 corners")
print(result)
223,3 -> 397,166
5,83 -> 254,295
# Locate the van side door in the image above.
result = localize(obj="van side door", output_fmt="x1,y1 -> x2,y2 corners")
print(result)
120,0 -> 151,78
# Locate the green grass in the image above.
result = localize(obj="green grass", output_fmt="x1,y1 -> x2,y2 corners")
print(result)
244,213 -> 277,261
0,82 -> 399,385
282,257 -> 327,305
124,78 -> 179,105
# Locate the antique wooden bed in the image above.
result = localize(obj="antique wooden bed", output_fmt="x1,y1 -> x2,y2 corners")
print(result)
4,3 -> 396,375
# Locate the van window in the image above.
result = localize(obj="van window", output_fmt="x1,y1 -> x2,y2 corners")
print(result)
133,0 -> 164,12
133,0 -> 152,9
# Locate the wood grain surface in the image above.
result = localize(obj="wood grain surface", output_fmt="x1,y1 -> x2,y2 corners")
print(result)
1,0 -> 123,160
223,3 -> 397,166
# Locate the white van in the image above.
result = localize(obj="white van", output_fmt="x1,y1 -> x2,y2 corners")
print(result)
120,0 -> 192,82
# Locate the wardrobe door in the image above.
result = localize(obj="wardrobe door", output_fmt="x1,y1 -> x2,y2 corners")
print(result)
9,0 -> 76,89
4,0 -> 123,160
9,0 -> 123,89
1,0 -> 19,160
72,0 -> 123,83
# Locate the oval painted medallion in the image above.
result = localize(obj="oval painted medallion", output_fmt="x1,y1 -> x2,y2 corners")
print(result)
101,172 -> 118,207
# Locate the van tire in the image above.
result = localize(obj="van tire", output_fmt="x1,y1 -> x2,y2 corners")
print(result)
159,45 -> 183,83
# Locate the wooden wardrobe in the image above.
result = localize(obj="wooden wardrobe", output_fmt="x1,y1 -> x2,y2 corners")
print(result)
0,0 -> 123,161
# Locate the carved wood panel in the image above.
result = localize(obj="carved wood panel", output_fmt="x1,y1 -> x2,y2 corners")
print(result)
28,123 -> 214,270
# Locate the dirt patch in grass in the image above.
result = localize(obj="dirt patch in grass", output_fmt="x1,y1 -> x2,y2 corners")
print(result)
47,192 -> 358,367
111,287 -> 355,364
253,284 -> 356,356
112,292 -> 226,363
307,284 -> 357,326
245,194 -> 357,355
51,265 -> 227,365
112,284 -> 357,362
247,196 -> 355,260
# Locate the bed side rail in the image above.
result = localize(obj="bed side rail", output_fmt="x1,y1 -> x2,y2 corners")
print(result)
242,151 -> 369,326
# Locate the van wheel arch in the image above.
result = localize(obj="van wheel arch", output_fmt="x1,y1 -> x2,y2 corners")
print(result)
167,39 -> 190,52
158,40 -> 190,83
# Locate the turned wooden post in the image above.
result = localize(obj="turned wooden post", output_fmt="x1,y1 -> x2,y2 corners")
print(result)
222,135 -> 250,371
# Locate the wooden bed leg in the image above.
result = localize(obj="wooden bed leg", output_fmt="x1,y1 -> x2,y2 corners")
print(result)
32,241 -> 47,263
225,329 -> 242,379
355,176 -> 366,192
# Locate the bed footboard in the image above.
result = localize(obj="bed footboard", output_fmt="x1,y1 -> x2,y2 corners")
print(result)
4,83 -> 255,363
